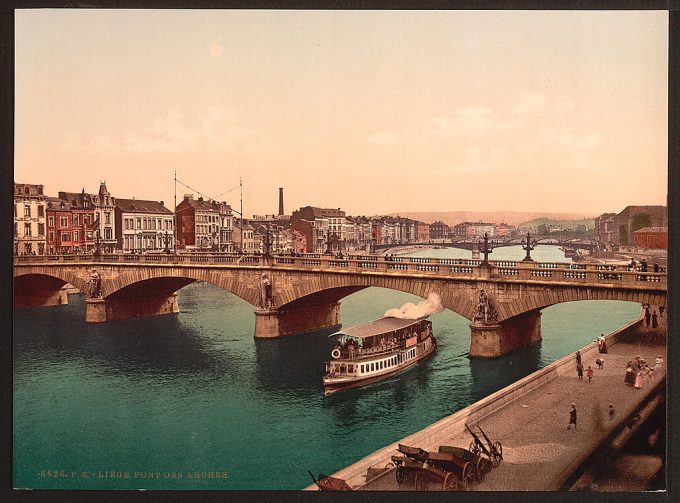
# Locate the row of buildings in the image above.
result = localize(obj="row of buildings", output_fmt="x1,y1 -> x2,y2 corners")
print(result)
594,205 -> 668,250
14,181 -> 521,256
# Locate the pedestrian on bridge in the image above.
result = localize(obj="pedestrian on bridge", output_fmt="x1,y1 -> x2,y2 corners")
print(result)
577,362 -> 584,380
645,307 -> 651,327
567,403 -> 577,430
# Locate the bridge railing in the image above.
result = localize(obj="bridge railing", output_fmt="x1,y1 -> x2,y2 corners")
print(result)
14,254 -> 666,289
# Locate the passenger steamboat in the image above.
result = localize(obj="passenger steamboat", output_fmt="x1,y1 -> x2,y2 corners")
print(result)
322,317 -> 436,395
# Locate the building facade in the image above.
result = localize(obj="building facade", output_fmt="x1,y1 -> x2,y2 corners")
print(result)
14,183 -> 46,255
91,182 -> 117,252
633,227 -> 667,249
115,198 -> 174,253
175,195 -> 233,251
429,221 -> 450,240
49,190 -> 98,254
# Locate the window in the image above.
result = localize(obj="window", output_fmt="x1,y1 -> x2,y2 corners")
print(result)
24,206 -> 31,217
137,218 -> 141,229
370,363 -> 374,372
105,212 -> 111,224
105,228 -> 112,240
14,223 -> 18,237
360,365 -> 364,373
60,217 -> 68,227
61,232 -> 70,242
38,206 -> 44,217
143,219 -> 147,230
24,223 -> 31,236
74,231 -> 79,241
48,231 -> 54,242
348,365 -> 353,373
14,204 -> 17,217
73,214 -> 79,226
38,224 -> 45,236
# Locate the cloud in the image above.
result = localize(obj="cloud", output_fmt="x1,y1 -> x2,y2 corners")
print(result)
210,41 -> 223,57
63,106 -> 278,154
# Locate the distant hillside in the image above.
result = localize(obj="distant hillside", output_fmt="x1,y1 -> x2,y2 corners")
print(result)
519,217 -> 596,231
387,211 -> 596,227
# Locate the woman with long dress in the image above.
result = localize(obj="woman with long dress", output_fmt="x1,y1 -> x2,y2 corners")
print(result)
634,371 -> 644,389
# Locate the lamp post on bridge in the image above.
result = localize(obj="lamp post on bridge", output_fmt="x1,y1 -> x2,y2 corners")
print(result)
480,232 -> 495,267
162,230 -> 173,254
521,232 -> 538,262
93,229 -> 102,258
324,232 -> 333,255
262,224 -> 273,258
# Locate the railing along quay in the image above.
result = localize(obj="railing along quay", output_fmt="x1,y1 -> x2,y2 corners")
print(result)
14,254 -> 667,289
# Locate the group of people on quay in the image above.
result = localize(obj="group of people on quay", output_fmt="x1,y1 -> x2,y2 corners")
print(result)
624,354 -> 663,389
643,304 -> 662,329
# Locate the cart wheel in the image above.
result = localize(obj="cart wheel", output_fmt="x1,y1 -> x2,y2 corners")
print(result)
414,473 -> 428,491
475,458 -> 486,482
443,472 -> 458,491
461,462 -> 475,491
395,467 -> 404,484
481,458 -> 493,474
493,442 -> 503,461
470,441 -> 481,456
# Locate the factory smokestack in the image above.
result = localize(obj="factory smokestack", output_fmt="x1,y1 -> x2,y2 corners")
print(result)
278,187 -> 284,216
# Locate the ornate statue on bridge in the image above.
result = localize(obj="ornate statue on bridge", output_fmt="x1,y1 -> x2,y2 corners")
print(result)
473,289 -> 498,325
257,273 -> 274,311
87,268 -> 102,299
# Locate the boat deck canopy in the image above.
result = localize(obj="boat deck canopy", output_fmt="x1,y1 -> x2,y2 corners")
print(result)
330,317 -> 427,339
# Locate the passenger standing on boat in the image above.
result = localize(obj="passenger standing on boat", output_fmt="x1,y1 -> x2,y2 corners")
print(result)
652,311 -> 658,328
645,307 -> 651,327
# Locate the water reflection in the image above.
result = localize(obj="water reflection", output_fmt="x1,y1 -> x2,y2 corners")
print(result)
253,328 -> 335,396
468,342 -> 543,400
13,293 -> 244,385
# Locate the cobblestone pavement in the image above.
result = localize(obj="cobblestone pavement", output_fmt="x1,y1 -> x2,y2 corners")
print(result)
359,339 -> 666,491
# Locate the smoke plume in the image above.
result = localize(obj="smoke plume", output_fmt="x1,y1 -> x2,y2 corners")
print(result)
384,292 -> 444,319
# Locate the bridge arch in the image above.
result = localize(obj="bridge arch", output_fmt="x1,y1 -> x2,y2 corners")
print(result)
271,273 -> 475,321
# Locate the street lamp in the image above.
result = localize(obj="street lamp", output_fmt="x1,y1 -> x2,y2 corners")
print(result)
162,231 -> 173,254
93,229 -> 102,258
480,232 -> 495,267
521,232 -> 538,262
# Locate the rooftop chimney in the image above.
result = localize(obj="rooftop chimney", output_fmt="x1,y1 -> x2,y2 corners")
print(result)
183,193 -> 193,200
278,187 -> 284,216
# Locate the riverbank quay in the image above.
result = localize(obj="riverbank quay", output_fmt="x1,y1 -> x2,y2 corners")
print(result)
306,317 -> 665,491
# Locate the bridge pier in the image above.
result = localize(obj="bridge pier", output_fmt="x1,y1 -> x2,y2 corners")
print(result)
254,301 -> 342,338
85,293 -> 179,323
469,310 -> 542,358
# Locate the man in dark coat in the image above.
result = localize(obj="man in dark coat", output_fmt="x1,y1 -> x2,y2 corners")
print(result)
567,403 -> 577,429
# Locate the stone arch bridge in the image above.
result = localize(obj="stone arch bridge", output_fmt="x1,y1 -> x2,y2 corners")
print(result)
13,254 -> 666,357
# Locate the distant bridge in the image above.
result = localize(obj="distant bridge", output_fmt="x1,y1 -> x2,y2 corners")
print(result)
13,253 -> 665,357
375,238 -> 598,252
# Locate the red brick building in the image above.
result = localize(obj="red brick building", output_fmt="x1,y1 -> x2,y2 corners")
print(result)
290,219 -> 315,253
633,227 -> 667,249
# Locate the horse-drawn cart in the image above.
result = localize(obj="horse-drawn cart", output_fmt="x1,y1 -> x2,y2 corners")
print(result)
390,444 -> 475,491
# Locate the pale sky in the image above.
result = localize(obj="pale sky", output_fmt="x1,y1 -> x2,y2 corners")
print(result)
14,9 -> 668,217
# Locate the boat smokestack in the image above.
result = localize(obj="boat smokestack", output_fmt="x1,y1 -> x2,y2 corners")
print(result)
278,187 -> 284,216
384,292 -> 444,319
